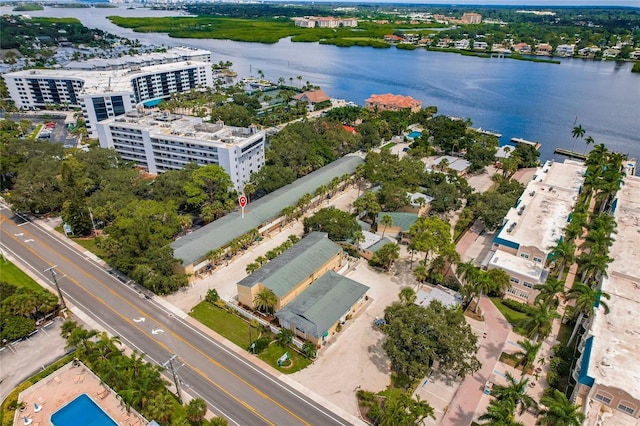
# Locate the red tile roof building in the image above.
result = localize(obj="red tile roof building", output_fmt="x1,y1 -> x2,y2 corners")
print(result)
364,93 -> 422,113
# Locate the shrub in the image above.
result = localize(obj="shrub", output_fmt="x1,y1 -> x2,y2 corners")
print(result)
205,288 -> 219,303
501,298 -> 534,314
252,336 -> 271,354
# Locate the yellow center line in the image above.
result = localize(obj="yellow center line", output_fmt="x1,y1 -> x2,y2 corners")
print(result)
1,215 -> 311,426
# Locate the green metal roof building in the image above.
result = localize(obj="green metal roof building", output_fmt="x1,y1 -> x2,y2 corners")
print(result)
237,232 -> 343,302
170,154 -> 364,274
275,270 -> 369,344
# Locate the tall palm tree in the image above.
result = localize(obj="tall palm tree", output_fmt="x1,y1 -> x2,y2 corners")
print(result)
566,282 -> 610,345
456,261 -> 480,287
583,135 -> 594,155
537,389 -> 585,426
570,124 -> 585,154
492,372 -> 539,415
472,273 -> 494,313
521,301 -> 561,342
253,288 -> 278,314
534,276 -> 565,308
478,399 -> 525,426
547,239 -> 576,279
486,268 -> 511,296
513,339 -> 542,376
576,252 -> 612,283
380,214 -> 393,238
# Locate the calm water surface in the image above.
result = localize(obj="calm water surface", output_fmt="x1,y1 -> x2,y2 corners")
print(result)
6,6 -> 640,168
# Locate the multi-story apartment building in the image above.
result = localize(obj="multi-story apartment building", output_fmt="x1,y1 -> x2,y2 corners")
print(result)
63,47 -> 211,71
292,16 -> 358,28
461,12 -> 482,24
571,175 -> 640,424
3,61 -> 213,137
96,111 -> 265,190
485,160 -> 586,304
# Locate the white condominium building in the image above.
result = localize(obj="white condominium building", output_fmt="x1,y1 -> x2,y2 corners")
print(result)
571,175 -> 640,424
485,159 -> 586,304
64,47 -> 211,71
96,111 -> 265,190
3,61 -> 213,137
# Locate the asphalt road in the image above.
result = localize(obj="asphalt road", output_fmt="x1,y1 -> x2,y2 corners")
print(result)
0,202 -> 353,426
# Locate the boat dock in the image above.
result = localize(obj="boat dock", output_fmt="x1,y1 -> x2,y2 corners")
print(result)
475,128 -> 502,138
511,137 -> 541,150
554,148 -> 587,160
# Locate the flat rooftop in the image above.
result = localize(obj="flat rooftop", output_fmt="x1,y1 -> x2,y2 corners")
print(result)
496,159 -> 585,253
5,61 -> 209,96
107,112 -> 262,146
415,285 -> 462,308
64,47 -> 210,70
587,175 -> 640,402
488,250 -> 546,282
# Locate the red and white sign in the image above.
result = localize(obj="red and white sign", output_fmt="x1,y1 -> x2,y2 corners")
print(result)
238,195 -> 248,208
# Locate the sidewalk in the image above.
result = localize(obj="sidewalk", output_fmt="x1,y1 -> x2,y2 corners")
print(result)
440,296 -> 511,426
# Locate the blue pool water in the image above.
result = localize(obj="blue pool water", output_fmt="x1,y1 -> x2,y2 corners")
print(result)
51,394 -> 117,426
408,131 -> 422,139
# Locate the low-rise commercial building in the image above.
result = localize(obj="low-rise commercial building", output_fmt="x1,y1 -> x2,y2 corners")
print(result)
485,160 -> 585,304
96,111 -> 265,190
170,154 -> 364,278
571,175 -> 640,424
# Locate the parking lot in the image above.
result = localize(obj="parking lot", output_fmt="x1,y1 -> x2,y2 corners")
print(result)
0,317 -> 69,402
8,112 -> 78,148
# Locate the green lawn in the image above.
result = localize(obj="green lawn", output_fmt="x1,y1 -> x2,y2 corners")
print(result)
0,257 -> 42,291
190,302 -> 312,374
556,322 -> 573,346
381,142 -> 397,150
190,302 -> 252,348
53,226 -> 108,259
490,297 -> 528,336
258,342 -> 311,374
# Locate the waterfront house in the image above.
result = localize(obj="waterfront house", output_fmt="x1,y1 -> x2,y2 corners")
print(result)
293,89 -> 330,111
535,43 -> 553,56
555,44 -> 575,57
365,93 -> 422,113
454,39 -> 470,49
437,38 -> 453,48
384,34 -> 403,43
513,42 -> 531,54
473,41 -> 488,50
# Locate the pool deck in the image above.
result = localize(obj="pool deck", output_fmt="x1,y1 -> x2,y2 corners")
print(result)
15,361 -> 146,426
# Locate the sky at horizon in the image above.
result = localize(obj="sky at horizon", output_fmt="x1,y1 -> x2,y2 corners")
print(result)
281,0 -> 639,7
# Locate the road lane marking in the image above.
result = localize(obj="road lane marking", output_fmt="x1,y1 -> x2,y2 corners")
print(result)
133,317 -> 146,323
1,215 -> 340,425
0,217 -> 308,426
1,213 -> 344,425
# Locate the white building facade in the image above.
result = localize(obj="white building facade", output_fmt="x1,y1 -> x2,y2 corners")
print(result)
96,112 -> 265,190
3,61 -> 213,137
485,159 -> 586,304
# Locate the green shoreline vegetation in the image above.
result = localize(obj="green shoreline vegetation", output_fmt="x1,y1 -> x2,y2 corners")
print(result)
108,5 -> 640,64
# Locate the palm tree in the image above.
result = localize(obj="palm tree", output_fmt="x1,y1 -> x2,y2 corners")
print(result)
576,252 -> 612,283
187,398 -> 208,423
146,393 -> 174,424
399,287 -> 417,305
566,282 -> 610,345
253,288 -> 278,314
413,263 -> 428,283
521,301 -> 560,342
537,389 -> 585,426
478,399 -> 525,426
456,261 -> 480,287
472,273 -> 493,313
513,339 -> 542,376
66,325 -> 99,355
583,135 -> 594,155
534,276 -> 565,307
570,124 -> 585,154
486,268 -> 511,296
380,214 -> 393,238
352,230 -> 365,249
547,239 -> 576,279
492,372 -> 539,415
276,328 -> 293,347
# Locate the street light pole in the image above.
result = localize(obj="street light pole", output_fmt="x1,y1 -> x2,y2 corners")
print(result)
87,207 -> 97,236
44,265 -> 67,310
163,355 -> 183,404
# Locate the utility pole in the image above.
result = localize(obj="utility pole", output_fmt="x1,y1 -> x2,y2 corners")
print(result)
87,207 -> 98,236
163,355 -> 183,404
44,265 -> 67,310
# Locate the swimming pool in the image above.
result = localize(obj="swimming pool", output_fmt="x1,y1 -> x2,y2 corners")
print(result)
51,393 -> 117,426
408,131 -> 422,139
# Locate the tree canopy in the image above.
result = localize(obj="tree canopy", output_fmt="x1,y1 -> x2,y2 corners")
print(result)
382,299 -> 481,383
303,207 -> 360,241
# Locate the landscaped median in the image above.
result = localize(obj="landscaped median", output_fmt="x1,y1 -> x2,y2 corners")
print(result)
189,299 -> 312,374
